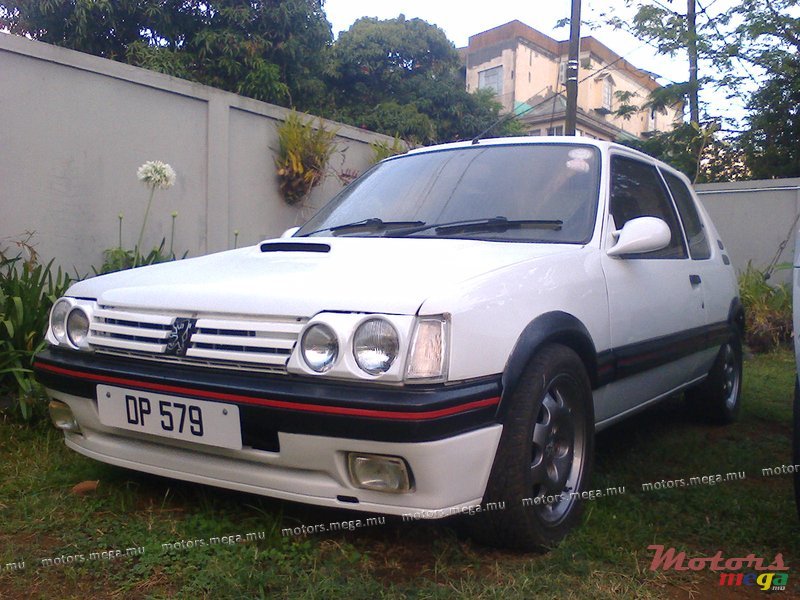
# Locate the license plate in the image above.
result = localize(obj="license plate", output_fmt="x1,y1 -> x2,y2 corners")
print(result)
96,385 -> 242,450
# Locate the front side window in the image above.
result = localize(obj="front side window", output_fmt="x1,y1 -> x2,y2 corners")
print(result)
609,156 -> 687,259
662,170 -> 712,259
298,144 -> 603,244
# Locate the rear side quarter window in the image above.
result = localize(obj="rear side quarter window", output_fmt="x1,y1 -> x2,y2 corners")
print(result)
661,171 -> 712,260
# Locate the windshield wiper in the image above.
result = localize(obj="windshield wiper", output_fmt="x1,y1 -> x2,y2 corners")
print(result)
385,217 -> 562,237
301,218 -> 426,237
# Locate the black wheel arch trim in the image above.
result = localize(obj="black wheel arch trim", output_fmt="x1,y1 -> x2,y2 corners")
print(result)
497,310 -> 738,422
728,297 -> 745,338
498,311 -> 601,421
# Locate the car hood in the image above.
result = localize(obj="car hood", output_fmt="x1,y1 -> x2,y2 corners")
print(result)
67,237 -> 580,316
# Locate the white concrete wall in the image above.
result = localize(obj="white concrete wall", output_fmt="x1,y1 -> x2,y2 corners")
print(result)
2,33 -> 796,285
0,34 -> 391,274
696,178 -> 800,284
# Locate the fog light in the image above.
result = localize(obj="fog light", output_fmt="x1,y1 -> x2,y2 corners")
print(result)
347,453 -> 412,493
49,400 -> 81,433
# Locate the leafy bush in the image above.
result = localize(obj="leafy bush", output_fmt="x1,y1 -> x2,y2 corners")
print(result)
0,235 -> 71,420
274,112 -> 338,205
370,136 -> 407,164
97,239 -> 186,275
97,207 -> 186,275
738,263 -> 792,353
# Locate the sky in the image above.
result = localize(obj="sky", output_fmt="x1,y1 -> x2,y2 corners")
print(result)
325,0 -> 756,127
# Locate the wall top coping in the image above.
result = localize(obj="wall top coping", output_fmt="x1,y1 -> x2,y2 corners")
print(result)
0,32 -> 395,145
695,178 -> 800,194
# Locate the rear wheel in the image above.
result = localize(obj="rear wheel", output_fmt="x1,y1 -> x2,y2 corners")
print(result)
464,344 -> 594,551
686,330 -> 742,424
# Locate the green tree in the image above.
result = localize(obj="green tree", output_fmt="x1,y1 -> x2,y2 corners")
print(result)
739,57 -> 800,178
730,0 -> 800,178
330,15 -> 522,144
0,0 -> 332,108
596,0 -> 800,180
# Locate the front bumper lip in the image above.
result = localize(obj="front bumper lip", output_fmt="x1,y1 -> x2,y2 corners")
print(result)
34,348 -> 502,443
55,418 -> 503,515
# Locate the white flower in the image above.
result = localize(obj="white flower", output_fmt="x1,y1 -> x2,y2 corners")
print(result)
137,161 -> 176,190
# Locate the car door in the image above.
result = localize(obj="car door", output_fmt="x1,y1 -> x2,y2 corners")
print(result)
659,167 -> 730,375
597,153 -> 708,422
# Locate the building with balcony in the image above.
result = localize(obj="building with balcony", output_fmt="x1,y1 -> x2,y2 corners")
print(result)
464,20 -> 683,140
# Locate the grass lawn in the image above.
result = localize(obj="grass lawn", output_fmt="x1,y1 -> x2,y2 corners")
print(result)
1,350 -> 798,599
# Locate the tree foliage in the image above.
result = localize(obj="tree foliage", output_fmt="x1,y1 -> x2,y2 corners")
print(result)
620,123 -> 748,184
329,15 -> 523,144
0,0 -> 332,107
596,0 -> 800,180
0,5 -> 522,145
731,0 -> 800,178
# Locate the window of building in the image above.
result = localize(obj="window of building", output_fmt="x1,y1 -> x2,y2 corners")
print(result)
528,129 -> 542,136
609,156 -> 687,259
547,126 -> 564,136
602,77 -> 614,111
478,66 -> 503,96
558,61 -> 567,88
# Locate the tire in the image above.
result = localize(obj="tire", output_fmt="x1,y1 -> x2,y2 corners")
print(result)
686,330 -> 743,424
793,377 -> 800,520
463,344 -> 594,551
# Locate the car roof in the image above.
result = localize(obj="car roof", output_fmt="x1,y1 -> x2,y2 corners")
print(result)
401,136 -> 687,184
404,136 -> 655,162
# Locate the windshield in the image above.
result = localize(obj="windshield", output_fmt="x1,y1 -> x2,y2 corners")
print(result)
297,143 -> 602,243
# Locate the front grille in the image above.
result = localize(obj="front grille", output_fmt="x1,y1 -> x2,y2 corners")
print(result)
88,306 -> 306,373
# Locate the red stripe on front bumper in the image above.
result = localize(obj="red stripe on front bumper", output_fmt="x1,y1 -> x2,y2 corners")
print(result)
34,361 -> 500,421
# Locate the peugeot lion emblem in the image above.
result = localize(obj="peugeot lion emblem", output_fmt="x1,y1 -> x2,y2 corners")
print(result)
165,318 -> 196,356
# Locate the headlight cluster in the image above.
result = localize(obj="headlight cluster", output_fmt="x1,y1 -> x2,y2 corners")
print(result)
301,318 -> 400,376
49,298 -> 94,350
297,314 -> 448,381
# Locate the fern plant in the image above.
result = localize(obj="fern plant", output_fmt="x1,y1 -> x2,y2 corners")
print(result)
0,236 -> 71,420
274,112 -> 338,205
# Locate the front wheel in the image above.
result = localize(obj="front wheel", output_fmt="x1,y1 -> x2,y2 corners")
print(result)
464,344 -> 594,551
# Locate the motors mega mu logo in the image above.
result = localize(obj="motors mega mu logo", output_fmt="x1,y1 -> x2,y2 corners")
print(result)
648,545 -> 789,591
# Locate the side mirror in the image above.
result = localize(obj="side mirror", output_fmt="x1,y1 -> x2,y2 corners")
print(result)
607,216 -> 671,257
281,226 -> 301,238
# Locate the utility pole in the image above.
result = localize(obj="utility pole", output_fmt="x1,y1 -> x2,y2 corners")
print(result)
565,0 -> 582,135
687,0 -> 700,125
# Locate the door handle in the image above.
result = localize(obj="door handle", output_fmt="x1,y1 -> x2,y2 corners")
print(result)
689,274 -> 702,286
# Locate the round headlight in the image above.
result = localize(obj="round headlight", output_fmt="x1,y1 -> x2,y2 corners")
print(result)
301,324 -> 338,372
50,298 -> 73,343
353,319 -> 399,375
66,307 -> 90,347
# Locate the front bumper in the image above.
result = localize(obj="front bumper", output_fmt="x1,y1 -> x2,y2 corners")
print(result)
34,349 -> 504,514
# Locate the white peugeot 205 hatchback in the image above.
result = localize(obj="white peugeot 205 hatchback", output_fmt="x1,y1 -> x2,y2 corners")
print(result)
36,137 -> 743,550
